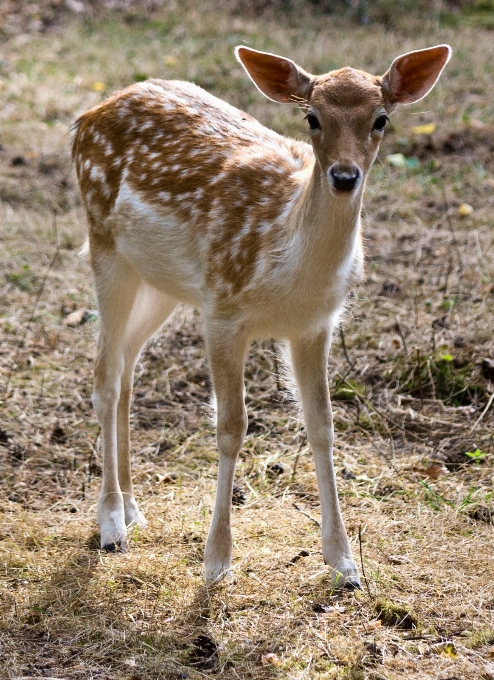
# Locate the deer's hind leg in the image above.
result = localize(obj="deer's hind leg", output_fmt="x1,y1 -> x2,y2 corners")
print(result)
92,241 -> 177,551
116,283 -> 177,531
204,320 -> 249,582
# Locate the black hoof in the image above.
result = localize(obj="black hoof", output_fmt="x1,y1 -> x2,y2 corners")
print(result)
344,580 -> 362,591
102,542 -> 126,553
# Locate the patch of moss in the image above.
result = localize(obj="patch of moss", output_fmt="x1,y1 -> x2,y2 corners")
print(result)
465,627 -> 494,649
374,597 -> 420,629
397,354 -> 484,406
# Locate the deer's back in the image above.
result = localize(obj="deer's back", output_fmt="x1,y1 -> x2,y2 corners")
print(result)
73,80 -> 347,327
73,79 -> 311,222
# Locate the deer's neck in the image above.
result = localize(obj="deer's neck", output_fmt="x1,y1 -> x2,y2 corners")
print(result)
291,163 -> 364,278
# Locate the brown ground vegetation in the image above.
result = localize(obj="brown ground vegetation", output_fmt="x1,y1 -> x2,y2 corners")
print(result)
1,5 -> 494,679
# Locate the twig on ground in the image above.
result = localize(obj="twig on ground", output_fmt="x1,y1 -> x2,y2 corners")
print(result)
469,392 -> 494,434
339,327 -> 354,370
292,502 -> 321,528
395,318 -> 409,356
358,525 -> 372,598
332,365 -> 355,395
270,339 -> 282,392
442,185 -> 464,280
1,243 -> 60,402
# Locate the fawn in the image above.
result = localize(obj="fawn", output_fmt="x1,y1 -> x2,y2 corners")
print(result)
72,43 -> 451,588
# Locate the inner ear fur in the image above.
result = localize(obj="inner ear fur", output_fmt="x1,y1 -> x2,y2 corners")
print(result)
382,44 -> 452,108
235,46 -> 313,104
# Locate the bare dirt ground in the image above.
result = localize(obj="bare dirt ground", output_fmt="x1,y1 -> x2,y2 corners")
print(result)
1,4 -> 494,679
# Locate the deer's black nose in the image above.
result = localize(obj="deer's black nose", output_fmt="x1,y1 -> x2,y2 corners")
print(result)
329,164 -> 361,192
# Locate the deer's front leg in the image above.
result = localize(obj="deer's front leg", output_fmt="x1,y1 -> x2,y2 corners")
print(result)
290,329 -> 361,589
204,323 -> 248,583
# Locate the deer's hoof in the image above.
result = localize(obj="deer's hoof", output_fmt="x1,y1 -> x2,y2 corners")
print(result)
102,541 -> 126,554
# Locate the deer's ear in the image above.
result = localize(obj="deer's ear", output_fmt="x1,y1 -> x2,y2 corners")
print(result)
235,46 -> 313,104
381,45 -> 452,109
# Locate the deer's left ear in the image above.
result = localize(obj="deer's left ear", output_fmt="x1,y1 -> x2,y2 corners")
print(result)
235,46 -> 313,104
381,45 -> 452,110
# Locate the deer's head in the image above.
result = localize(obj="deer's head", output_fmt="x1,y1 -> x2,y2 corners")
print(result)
236,44 -> 451,197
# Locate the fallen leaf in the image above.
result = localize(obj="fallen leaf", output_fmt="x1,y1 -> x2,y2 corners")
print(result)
386,153 -> 420,169
406,157 -> 420,168
412,123 -> 436,134
439,641 -> 458,658
364,619 -> 382,630
420,463 -> 448,480
63,309 -> 90,327
261,653 -> 281,666
333,388 -> 357,401
459,202 -> 474,217
386,153 -> 407,168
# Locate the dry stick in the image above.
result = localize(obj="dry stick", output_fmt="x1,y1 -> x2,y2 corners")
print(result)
292,502 -> 321,529
417,348 -> 424,410
395,318 -> 408,356
358,525 -> 372,598
435,262 -> 444,289
469,391 -> 494,434
332,364 -> 355,395
441,185 -> 464,281
341,377 -> 432,447
270,339 -> 282,392
1,243 -> 60,402
52,208 -> 60,249
339,326 -> 355,370
291,451 -> 301,482
87,429 -> 100,487
291,432 -> 310,482
426,358 -> 436,401
37,373 -> 46,406
440,256 -> 454,294
361,391 -> 397,458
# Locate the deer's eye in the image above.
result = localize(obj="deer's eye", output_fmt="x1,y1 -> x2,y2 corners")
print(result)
306,113 -> 321,131
373,115 -> 389,132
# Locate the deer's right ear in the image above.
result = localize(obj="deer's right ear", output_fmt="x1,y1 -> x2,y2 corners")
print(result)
235,46 -> 313,104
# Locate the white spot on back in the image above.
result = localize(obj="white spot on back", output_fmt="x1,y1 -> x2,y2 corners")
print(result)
90,165 -> 106,183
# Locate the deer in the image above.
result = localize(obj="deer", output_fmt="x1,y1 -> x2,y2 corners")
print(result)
72,43 -> 451,589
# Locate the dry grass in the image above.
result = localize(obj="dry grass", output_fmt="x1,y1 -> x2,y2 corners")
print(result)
1,4 -> 494,679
